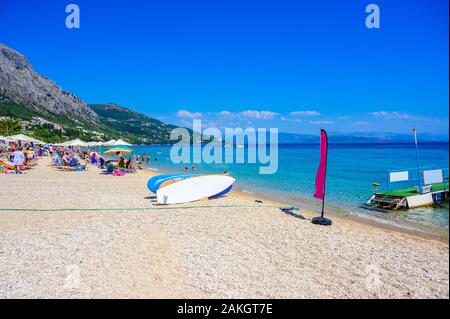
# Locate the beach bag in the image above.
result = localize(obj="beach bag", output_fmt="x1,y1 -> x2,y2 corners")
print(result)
112,169 -> 125,176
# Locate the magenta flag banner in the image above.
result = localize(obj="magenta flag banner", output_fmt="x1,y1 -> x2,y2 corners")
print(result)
314,129 -> 328,200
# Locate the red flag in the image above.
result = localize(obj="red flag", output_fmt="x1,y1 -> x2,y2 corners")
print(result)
314,129 -> 328,200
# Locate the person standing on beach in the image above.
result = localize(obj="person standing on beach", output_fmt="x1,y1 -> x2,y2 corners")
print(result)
25,147 -> 34,163
12,147 -> 25,174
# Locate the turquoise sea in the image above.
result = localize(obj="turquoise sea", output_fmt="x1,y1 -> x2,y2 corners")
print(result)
127,143 -> 449,233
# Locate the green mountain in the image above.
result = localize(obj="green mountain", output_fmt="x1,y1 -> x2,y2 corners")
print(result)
0,93 -> 186,144
0,43 -> 189,144
89,104 -> 181,144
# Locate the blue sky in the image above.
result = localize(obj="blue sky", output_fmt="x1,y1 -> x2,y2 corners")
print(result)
0,0 -> 448,135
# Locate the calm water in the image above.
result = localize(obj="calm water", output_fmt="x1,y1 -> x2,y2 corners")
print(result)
127,143 -> 449,231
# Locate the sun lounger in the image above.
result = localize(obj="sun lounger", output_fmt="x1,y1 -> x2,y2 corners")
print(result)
54,164 -> 87,172
0,159 -> 32,170
0,160 -> 15,170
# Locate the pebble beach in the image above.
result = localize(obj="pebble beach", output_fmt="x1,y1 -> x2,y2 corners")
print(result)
0,157 -> 448,299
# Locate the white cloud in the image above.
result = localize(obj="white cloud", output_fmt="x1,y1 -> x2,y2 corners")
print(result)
281,116 -> 302,123
369,111 -> 414,120
219,111 -> 232,116
241,110 -> 278,119
337,115 -> 350,120
290,110 -> 320,117
176,110 -> 202,119
309,120 -> 334,125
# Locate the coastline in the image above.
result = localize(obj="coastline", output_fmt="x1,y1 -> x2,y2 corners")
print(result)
0,157 -> 448,298
140,165 -> 449,244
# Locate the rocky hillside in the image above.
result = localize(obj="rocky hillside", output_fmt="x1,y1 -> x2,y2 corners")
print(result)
0,43 -> 187,144
0,43 -> 98,123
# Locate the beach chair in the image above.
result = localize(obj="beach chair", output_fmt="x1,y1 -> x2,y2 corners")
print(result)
53,157 -> 87,172
0,159 -> 15,171
55,164 -> 87,172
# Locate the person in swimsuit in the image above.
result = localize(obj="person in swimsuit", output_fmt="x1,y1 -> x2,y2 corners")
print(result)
12,147 -> 25,174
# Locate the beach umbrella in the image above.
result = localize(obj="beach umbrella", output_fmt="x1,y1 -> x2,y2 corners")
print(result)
6,134 -> 46,145
62,138 -> 89,147
103,147 -> 133,156
102,139 -> 117,146
87,141 -> 102,147
6,134 -> 36,143
102,139 -> 132,146
0,136 -> 11,144
32,138 -> 46,145
112,139 -> 132,146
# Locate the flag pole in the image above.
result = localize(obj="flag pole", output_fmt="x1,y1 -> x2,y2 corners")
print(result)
413,128 -> 422,194
320,129 -> 328,218
312,129 -> 332,226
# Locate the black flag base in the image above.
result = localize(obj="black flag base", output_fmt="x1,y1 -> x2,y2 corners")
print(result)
311,216 -> 332,226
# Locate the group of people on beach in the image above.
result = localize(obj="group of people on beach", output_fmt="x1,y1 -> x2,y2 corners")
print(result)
1,141 -> 204,176
135,154 -> 156,164
50,146 -> 83,168
184,165 -> 197,172
0,144 -> 44,174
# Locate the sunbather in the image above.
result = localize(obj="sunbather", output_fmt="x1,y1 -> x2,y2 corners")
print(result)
125,159 -> 135,169
118,156 -> 126,168
62,152 -> 79,166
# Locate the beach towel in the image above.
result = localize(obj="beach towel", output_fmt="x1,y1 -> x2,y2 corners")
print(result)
0,160 -> 15,170
112,169 -> 125,176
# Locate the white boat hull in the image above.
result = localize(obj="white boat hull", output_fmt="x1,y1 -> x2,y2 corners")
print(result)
156,175 -> 235,204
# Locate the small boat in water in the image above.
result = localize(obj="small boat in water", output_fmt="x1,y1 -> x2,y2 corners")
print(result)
366,167 -> 449,211
366,130 -> 449,211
